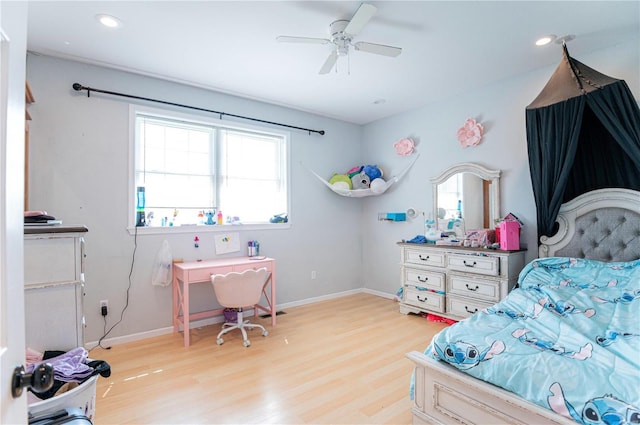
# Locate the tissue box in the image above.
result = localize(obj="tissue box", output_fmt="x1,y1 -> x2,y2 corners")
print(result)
499,221 -> 520,250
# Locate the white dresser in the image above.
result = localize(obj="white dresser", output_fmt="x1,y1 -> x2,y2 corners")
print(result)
24,226 -> 88,351
398,242 -> 525,320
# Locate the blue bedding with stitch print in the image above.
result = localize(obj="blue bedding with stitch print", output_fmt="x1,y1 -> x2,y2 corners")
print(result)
423,257 -> 640,424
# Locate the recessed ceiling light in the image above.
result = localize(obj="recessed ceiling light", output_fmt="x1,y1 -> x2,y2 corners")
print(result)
535,35 -> 556,46
96,14 -> 123,29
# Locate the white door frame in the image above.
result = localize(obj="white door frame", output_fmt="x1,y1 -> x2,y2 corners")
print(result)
0,2 -> 28,423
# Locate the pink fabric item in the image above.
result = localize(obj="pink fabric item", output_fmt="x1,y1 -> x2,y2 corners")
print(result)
457,118 -> 484,147
24,211 -> 48,217
26,347 -> 43,366
394,138 -> 415,156
27,347 -> 93,383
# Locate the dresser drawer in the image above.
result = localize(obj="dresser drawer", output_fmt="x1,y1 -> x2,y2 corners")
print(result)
447,254 -> 499,276
404,249 -> 445,268
446,296 -> 491,319
447,274 -> 500,302
25,237 -> 78,285
404,268 -> 445,292
404,287 -> 445,313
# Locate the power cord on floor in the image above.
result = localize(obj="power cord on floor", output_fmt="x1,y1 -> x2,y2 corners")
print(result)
89,226 -> 138,352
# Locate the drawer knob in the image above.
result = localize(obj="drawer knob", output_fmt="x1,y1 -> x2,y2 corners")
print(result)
465,284 -> 479,292
463,260 -> 477,267
418,255 -> 430,261
465,306 -> 478,314
418,276 -> 429,282
417,295 -> 428,302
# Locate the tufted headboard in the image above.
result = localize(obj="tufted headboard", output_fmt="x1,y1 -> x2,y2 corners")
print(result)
539,188 -> 640,262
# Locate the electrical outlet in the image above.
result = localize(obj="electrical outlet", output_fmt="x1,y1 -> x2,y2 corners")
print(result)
100,300 -> 108,316
311,271 -> 317,280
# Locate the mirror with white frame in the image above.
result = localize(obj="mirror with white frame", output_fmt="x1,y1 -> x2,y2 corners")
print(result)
430,163 -> 501,231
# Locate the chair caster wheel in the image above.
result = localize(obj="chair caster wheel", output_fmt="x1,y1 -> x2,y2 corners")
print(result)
243,340 -> 251,347
262,330 -> 269,337
217,338 -> 224,345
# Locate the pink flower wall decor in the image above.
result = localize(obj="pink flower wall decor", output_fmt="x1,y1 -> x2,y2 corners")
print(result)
394,138 -> 415,156
457,118 -> 484,148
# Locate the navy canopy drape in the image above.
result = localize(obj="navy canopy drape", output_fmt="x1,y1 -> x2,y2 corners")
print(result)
526,45 -> 640,240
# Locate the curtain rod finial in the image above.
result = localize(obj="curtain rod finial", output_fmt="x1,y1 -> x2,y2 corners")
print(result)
72,83 -> 83,91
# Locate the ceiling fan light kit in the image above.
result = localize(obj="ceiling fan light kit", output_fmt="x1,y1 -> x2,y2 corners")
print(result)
555,34 -> 576,45
277,3 -> 402,75
535,34 -> 576,47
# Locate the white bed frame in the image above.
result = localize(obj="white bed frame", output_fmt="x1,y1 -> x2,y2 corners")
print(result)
406,188 -> 640,425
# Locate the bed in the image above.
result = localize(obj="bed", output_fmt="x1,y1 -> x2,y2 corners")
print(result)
407,188 -> 640,425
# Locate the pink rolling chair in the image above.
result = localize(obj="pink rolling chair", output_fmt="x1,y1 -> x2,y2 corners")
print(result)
211,267 -> 270,347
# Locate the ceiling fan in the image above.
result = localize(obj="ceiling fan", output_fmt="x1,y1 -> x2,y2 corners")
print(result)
276,3 -> 402,75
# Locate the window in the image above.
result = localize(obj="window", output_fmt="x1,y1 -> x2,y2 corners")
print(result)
130,106 -> 289,230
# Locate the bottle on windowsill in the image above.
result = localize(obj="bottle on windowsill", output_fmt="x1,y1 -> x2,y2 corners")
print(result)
136,186 -> 146,227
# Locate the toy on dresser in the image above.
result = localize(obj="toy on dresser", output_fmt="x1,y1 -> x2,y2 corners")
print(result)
464,229 -> 496,248
495,213 -> 523,250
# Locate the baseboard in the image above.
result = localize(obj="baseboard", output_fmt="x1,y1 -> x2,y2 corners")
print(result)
85,288 -> 395,348
274,288 -> 362,309
362,287 -> 396,300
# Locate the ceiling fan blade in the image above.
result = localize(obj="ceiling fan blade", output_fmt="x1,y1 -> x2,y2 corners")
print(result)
319,50 -> 338,74
354,41 -> 402,57
276,36 -> 330,45
344,3 -> 377,36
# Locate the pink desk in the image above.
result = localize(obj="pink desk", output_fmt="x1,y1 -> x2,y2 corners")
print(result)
172,256 -> 276,347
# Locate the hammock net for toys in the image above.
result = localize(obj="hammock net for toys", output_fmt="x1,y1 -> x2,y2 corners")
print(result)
307,154 -> 419,198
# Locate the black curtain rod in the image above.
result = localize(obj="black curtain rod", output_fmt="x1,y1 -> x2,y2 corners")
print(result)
72,83 -> 325,136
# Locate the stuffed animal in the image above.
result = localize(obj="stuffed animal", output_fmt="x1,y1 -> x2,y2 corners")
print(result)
363,164 -> 383,181
351,171 -> 370,189
346,166 -> 363,179
332,164 -> 384,191
329,173 -> 352,190
369,178 -> 387,194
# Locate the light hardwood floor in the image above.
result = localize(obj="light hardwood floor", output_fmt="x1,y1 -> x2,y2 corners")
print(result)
90,293 -> 447,424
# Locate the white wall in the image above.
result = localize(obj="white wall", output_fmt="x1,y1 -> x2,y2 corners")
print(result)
360,40 -> 640,295
26,39 -> 639,344
26,55 -> 364,343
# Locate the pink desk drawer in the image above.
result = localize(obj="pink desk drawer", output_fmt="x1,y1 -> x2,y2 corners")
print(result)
233,261 -> 273,273
187,266 -> 233,283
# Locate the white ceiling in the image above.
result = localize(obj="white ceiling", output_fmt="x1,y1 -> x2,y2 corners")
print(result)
26,1 -> 639,125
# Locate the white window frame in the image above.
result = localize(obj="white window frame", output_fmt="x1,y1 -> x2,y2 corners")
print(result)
127,105 -> 291,235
